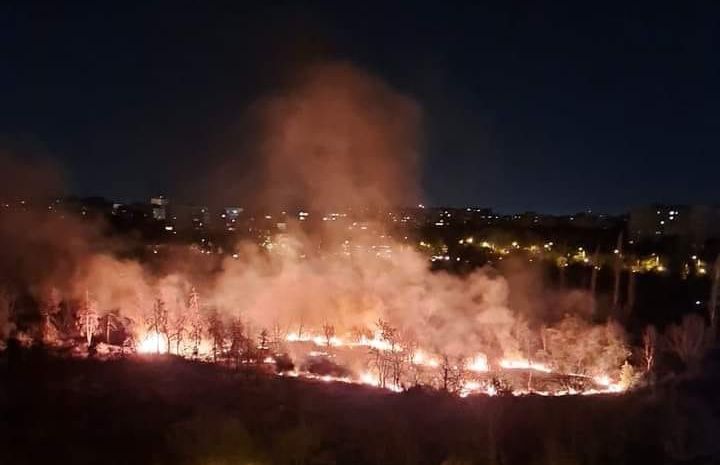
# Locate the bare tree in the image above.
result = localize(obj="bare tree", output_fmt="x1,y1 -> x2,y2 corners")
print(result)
369,345 -> 390,388
242,322 -> 260,369
168,301 -> 187,355
625,269 -> 636,318
612,232 -> 624,312
77,290 -> 99,346
228,316 -> 245,369
270,321 -> 287,353
103,310 -> 120,345
296,311 -> 306,340
642,325 -> 657,374
666,314 -> 708,368
368,319 -> 398,388
207,310 -> 226,363
539,324 -> 549,354
439,355 -> 466,394
39,287 -> 62,344
404,336 -> 422,387
590,247 -> 600,312
256,328 -> 271,369
145,298 -> 169,354
322,322 -> 335,347
377,319 -> 407,388
187,287 -> 203,357
258,328 -> 269,351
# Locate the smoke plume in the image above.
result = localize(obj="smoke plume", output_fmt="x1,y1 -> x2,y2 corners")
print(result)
0,62 -> 628,382
256,61 -> 422,212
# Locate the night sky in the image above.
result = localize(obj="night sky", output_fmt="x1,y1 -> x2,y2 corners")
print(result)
2,1 -> 719,213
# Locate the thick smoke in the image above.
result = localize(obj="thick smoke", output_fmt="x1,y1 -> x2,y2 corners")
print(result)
0,63 -> 628,380
256,61 -> 421,212
208,62 -> 514,358
208,62 -> 619,370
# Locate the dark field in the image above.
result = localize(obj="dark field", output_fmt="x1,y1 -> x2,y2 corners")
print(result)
2,352 -> 720,465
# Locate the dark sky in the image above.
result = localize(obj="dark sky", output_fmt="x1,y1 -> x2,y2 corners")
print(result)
2,1 -> 719,213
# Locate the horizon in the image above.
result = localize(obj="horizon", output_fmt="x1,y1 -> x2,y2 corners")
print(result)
2,1 -> 718,213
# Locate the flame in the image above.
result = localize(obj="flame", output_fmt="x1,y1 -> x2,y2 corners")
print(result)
413,349 -> 440,367
278,329 -> 630,396
593,375 -> 623,393
286,332 -> 345,347
459,380 -> 481,397
460,381 -> 498,397
357,371 -> 402,392
137,331 -> 168,354
498,358 -> 552,373
353,334 -> 396,351
129,325 -> 631,397
467,353 -> 489,372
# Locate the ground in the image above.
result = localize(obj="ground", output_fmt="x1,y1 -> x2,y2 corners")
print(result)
2,350 -> 720,465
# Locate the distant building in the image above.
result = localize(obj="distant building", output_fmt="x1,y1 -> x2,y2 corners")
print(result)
629,205 -> 720,242
222,207 -> 243,231
150,195 -> 168,221
224,207 -> 243,219
170,205 -> 211,231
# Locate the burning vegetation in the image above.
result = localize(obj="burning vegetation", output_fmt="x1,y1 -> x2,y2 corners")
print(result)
0,62 -> 716,402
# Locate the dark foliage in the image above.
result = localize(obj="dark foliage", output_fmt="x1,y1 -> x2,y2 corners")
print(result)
2,351 -> 720,465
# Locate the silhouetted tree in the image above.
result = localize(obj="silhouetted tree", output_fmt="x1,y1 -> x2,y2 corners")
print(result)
612,232 -> 624,312
102,310 -> 120,345
76,290 -> 99,346
187,287 -> 203,357
145,298 -> 169,354
168,301 -> 187,355
322,322 -> 335,347
642,325 -> 657,374
39,287 -> 61,344
228,317 -> 246,368
709,255 -> 720,336
666,314 -> 709,369
207,310 -> 226,363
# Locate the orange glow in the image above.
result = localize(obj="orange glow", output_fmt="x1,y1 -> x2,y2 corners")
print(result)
137,332 -> 168,354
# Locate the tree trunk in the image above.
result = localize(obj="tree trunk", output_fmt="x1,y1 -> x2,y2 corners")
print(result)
626,269 -> 636,319
590,247 -> 600,313
709,255 -> 720,336
612,232 -> 624,312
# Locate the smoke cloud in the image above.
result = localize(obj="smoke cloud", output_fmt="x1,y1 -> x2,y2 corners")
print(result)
0,62 -> 627,381
256,61 -> 422,212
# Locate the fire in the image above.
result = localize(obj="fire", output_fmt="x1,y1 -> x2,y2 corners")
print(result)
285,332 -> 345,347
498,358 -> 552,373
358,371 -> 403,392
460,381 -> 497,397
459,380 -> 482,397
133,326 -> 630,397
413,349 -> 440,367
285,331 -> 398,352
137,331 -> 168,354
593,375 -> 623,393
467,353 -> 489,372
352,333 -> 396,351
